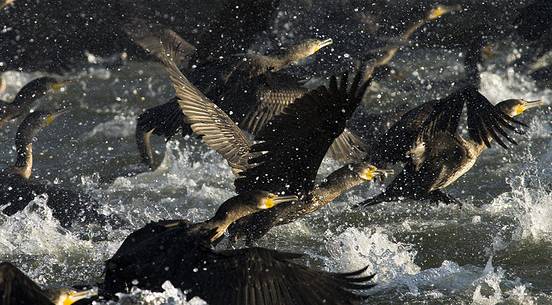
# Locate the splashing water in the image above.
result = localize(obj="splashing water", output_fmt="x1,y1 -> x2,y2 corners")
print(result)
102,281 -> 207,305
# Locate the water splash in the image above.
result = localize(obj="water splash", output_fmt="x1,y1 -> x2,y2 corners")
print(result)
0,194 -> 119,285
103,281 -> 207,305
326,227 -> 420,284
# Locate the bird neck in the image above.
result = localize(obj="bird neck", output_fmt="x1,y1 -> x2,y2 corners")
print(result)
197,202 -> 254,243
274,51 -> 304,70
12,88 -> 44,108
8,121 -> 40,179
311,165 -> 366,207
9,143 -> 33,179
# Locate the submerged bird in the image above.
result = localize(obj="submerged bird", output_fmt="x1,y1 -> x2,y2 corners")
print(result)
358,86 -> 542,206
0,77 -> 65,128
0,262 -> 97,305
159,40 -> 390,243
135,36 -> 333,169
104,190 -> 375,305
0,110 -> 120,229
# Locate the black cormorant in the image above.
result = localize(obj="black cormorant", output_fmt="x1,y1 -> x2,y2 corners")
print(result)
158,40 -> 390,243
0,262 -> 97,305
357,86 -> 543,206
104,190 -> 375,305
0,77 -> 65,128
240,4 -> 461,164
0,110 -> 121,229
135,36 -> 333,169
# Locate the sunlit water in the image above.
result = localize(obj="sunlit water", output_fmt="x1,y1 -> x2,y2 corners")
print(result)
0,45 -> 551,305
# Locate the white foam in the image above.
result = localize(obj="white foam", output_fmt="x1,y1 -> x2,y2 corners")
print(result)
102,281 -> 207,305
0,194 -> 120,285
326,227 -> 420,284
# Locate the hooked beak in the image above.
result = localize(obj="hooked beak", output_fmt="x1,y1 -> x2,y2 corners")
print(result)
50,79 -> 74,92
427,4 -> 462,20
524,99 -> 544,110
52,108 -> 70,118
318,38 -> 333,49
64,288 -> 98,304
272,194 -> 299,205
46,108 -> 69,126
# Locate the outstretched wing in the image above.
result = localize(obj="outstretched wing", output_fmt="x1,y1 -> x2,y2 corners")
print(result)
235,71 -> 373,196
327,128 -> 369,162
0,263 -> 53,305
369,85 -> 526,166
240,84 -> 309,135
124,18 -> 196,68
192,247 -> 373,305
159,36 -> 253,174
420,86 -> 526,149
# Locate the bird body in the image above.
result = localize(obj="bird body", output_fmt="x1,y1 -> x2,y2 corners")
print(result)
358,88 -> 543,206
156,37 -> 389,243
103,191 -> 374,305
0,111 -> 121,229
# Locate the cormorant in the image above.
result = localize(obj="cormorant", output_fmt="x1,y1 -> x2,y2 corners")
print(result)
0,77 -> 65,128
104,190 -> 375,305
158,40 -> 390,243
357,86 -> 543,206
240,4 -> 461,164
0,110 -> 121,229
0,262 -> 97,305
135,36 -> 333,169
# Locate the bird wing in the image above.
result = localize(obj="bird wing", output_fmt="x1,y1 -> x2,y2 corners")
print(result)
420,85 -> 526,149
326,128 -> 369,162
192,247 -> 373,305
235,71 -> 373,196
368,100 -> 437,165
407,131 -> 471,191
239,83 -> 309,135
158,36 -> 253,174
0,262 -> 53,305
124,18 -> 196,68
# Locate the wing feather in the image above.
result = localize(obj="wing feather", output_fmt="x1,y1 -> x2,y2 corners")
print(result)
235,71 -> 374,196
158,35 -> 253,174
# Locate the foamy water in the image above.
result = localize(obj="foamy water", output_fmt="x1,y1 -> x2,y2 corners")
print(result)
0,46 -> 551,304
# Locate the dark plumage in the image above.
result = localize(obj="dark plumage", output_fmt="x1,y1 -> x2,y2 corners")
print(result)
134,32 -> 333,168
0,77 -> 64,128
158,39 -> 389,243
0,262 -> 96,305
358,87 -> 542,206
103,191 -> 374,305
0,111 -> 122,229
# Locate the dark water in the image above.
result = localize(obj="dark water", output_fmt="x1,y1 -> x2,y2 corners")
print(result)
0,46 -> 551,304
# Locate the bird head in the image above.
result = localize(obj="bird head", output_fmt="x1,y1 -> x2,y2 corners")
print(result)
351,163 -> 393,181
54,287 -> 97,305
16,108 -> 68,142
37,108 -> 69,128
23,77 -> 67,96
288,38 -> 333,60
426,4 -> 462,20
215,191 -> 298,221
496,99 -> 544,117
